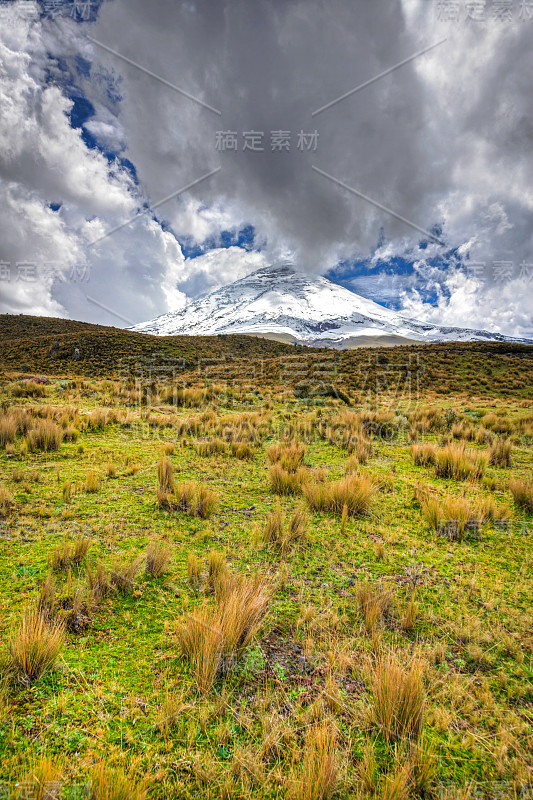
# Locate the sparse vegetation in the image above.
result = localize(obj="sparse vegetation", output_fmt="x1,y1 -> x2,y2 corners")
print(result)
0,319 -> 531,795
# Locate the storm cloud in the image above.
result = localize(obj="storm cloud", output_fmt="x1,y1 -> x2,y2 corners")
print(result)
0,0 -> 532,335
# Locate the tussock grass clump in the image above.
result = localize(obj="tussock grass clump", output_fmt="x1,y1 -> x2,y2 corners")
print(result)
267,441 -> 305,472
110,556 -> 144,595
27,420 -> 64,452
262,502 -> 308,554
489,437 -> 512,467
422,492 -> 510,540
229,441 -> 255,460
422,495 -> 471,539
294,724 -> 337,800
193,438 -> 226,457
157,690 -> 188,737
0,411 -> 17,447
5,608 -> 65,684
157,457 -> 174,492
434,442 -> 486,481
187,552 -> 202,590
303,474 -> 376,517
62,480 -> 73,503
37,572 -> 56,618
269,464 -> 308,496
410,443 -> 436,467
356,582 -> 392,633
206,550 -> 228,594
368,652 -> 425,743
176,604 -> 222,695
157,480 -> 218,518
88,763 -> 147,800
87,561 -> 114,603
40,572 -> 92,633
17,756 -> 63,800
177,574 -> 271,693
84,469 -> 101,493
145,539 -> 172,577
0,485 -> 14,516
477,496 -> 511,523
509,478 -> 533,513
213,574 -> 271,659
401,595 -> 419,632
347,437 -> 373,461
11,380 -> 46,398
50,536 -> 91,571
86,408 -> 111,430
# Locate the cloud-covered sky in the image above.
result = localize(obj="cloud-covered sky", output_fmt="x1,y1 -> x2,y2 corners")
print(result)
0,0 -> 532,337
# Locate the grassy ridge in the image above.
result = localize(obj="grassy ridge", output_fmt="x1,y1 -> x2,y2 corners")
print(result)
1,315 -> 532,401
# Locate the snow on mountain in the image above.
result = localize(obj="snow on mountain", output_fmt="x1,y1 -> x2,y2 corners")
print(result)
130,261 -> 531,348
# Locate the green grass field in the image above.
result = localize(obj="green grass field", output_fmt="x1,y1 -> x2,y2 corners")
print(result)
0,320 -> 532,799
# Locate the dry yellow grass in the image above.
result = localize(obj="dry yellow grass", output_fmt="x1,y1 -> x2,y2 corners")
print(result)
269,464 -> 308,496
145,539 -> 172,577
177,574 -> 271,693
509,478 -> 533,512
303,473 -> 376,517
267,441 -> 305,472
158,479 -> 218,518
410,443 -> 436,466
434,442 -> 486,481
27,419 -> 64,452
262,502 -> 308,554
88,762 -> 147,800
6,608 -> 65,684
110,555 -> 144,595
18,756 -> 63,800
368,651 -> 425,743
294,723 -> 337,800
157,456 -> 174,492
488,437 -> 512,467
356,582 -> 393,633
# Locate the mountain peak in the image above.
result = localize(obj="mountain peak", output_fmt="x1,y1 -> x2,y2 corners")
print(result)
131,263 -> 530,348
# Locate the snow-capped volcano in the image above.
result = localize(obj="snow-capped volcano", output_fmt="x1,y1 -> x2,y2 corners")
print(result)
131,262 -> 531,348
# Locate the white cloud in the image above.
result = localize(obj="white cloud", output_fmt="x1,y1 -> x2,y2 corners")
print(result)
0,0 -> 531,338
